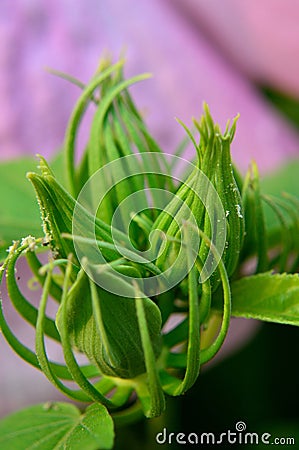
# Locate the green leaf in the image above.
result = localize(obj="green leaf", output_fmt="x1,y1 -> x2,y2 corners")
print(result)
260,159 -> 299,233
229,272 -> 299,326
0,402 -> 114,450
0,158 -> 41,260
260,159 -> 299,199
0,152 -> 65,261
50,150 -> 67,187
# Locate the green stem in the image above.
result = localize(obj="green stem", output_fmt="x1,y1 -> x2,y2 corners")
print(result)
135,289 -> 165,418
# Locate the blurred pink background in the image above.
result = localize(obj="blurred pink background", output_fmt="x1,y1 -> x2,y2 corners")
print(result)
1,0 -> 299,417
1,0 -> 299,171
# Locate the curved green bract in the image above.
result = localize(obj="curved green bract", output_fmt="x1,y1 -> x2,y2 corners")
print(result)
64,61 -> 125,197
56,259 -> 125,408
26,251 -> 63,302
135,293 -> 165,418
5,242 -> 60,342
35,265 -> 92,402
0,250 -> 98,381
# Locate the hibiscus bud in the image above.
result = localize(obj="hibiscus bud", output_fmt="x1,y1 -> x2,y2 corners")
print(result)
56,267 -> 162,379
150,105 -> 244,288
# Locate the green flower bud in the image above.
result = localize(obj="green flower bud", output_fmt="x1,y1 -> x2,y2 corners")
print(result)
151,105 -> 244,288
56,267 -> 162,379
196,107 -> 245,284
0,61 -> 246,425
27,157 -> 163,381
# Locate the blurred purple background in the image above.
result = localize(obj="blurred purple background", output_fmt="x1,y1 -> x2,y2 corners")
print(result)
1,0 -> 299,417
1,0 -> 299,170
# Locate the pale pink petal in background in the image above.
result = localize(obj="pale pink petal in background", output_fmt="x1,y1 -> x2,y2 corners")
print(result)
172,0 -> 299,97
